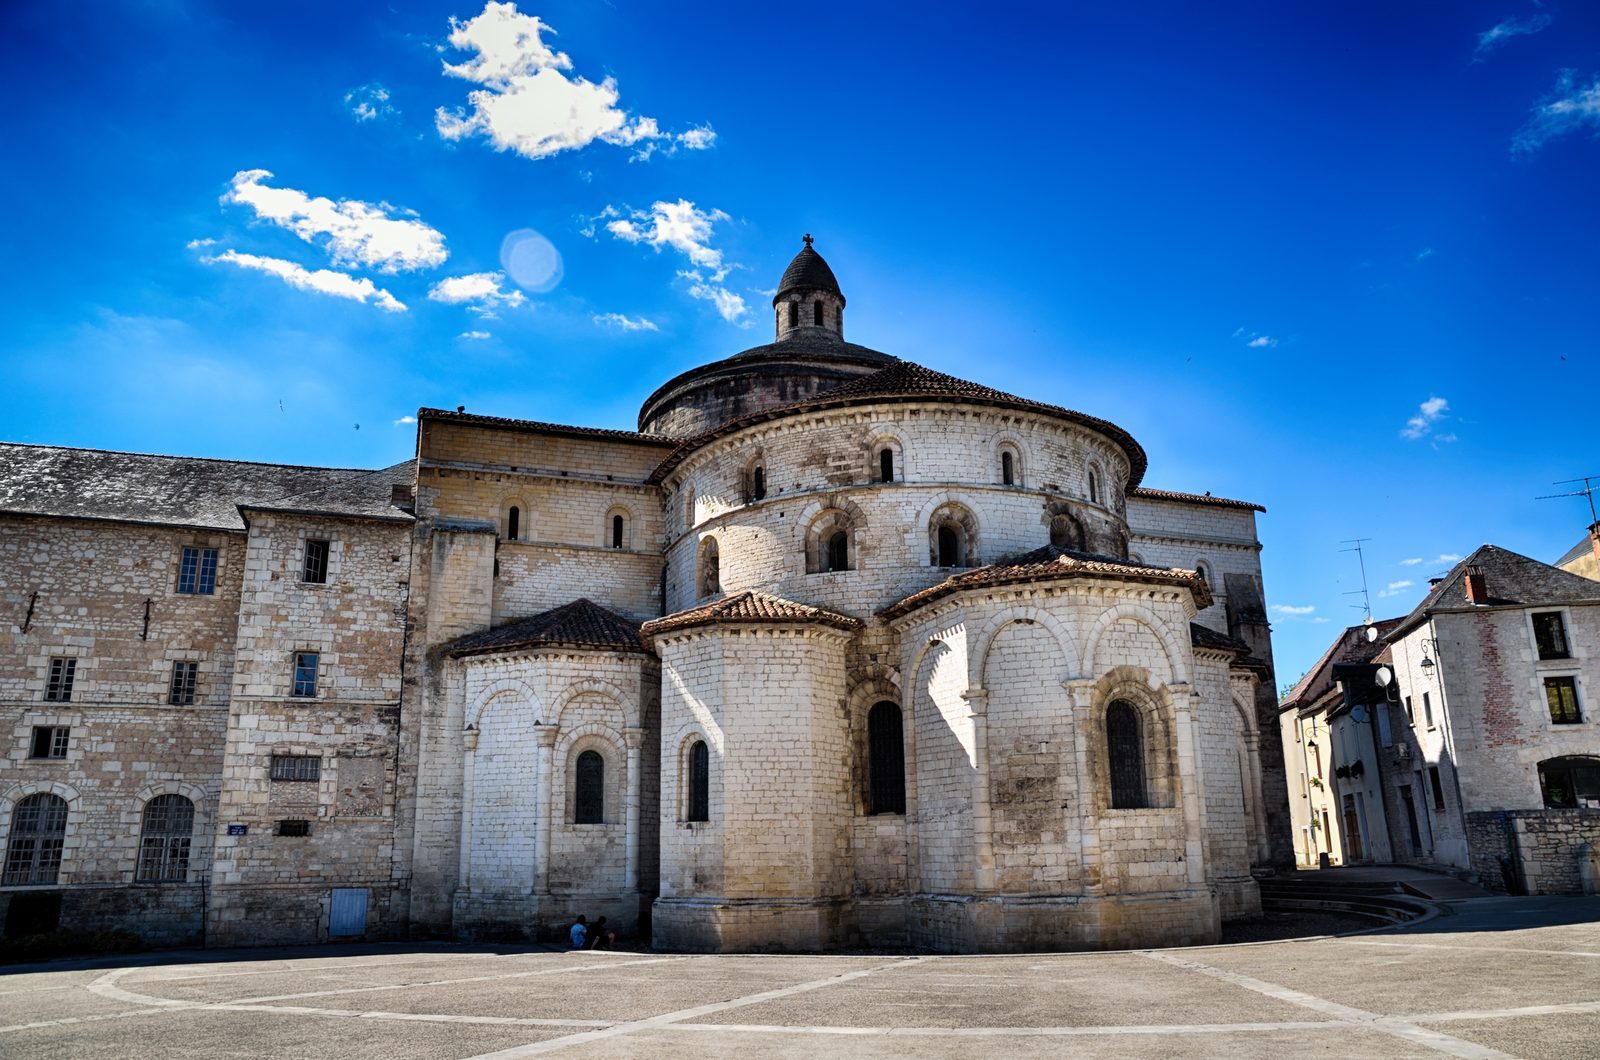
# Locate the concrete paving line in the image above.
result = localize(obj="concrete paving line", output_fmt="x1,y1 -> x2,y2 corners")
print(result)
458,956 -> 938,1059
202,1002 -> 612,1028
84,955 -> 689,1010
1409,999 -> 1600,1025
657,1020 -> 1340,1037
1333,939 -> 1600,959
1138,950 -> 1515,1060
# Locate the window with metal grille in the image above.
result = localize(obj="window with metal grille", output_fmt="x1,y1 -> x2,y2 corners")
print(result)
45,657 -> 75,702
867,701 -> 905,815
168,661 -> 199,706
291,652 -> 319,698
575,750 -> 604,824
302,539 -> 330,584
3,793 -> 68,886
1107,700 -> 1147,809
826,531 -> 849,573
687,740 -> 709,822
879,448 -> 894,483
176,546 -> 218,595
1533,612 -> 1570,660
1546,677 -> 1582,725
29,726 -> 69,759
136,794 -> 193,882
270,755 -> 321,782
276,819 -> 311,837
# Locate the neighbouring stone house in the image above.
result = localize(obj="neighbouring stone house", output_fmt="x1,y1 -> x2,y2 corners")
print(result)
2,239 -> 1289,952
1281,546 -> 1600,894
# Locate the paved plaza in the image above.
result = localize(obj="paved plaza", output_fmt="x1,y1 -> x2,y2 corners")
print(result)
3,897 -> 1599,1059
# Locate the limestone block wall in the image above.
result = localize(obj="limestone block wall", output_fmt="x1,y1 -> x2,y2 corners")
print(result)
1467,809 -> 1600,895
495,542 -> 662,625
1125,496 -> 1261,637
903,616 -> 976,895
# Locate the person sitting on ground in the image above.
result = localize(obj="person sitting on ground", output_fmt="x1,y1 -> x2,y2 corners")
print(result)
586,916 -> 616,950
568,914 -> 587,950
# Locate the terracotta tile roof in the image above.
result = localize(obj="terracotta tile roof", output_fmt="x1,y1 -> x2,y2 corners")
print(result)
878,545 -> 1210,621
1280,617 -> 1405,711
648,359 -> 1148,486
444,599 -> 648,657
1389,543 -> 1600,639
0,443 -> 392,532
419,408 -> 678,446
641,590 -> 863,641
1130,486 -> 1265,513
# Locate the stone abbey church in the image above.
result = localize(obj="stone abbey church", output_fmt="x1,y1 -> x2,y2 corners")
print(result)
0,240 -> 1289,953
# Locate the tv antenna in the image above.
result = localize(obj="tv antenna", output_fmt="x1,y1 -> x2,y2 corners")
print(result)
1340,538 -> 1373,622
1536,475 -> 1600,525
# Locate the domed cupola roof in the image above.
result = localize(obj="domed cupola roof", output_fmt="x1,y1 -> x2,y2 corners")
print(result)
774,235 -> 844,306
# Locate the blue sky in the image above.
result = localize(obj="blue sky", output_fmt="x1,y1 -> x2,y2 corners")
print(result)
2,1 -> 1597,686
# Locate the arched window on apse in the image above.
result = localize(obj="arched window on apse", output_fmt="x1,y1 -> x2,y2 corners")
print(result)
1089,469 -> 1101,505
1050,513 -> 1084,551
699,538 -> 721,597
752,466 -> 766,501
575,751 -> 604,823
687,741 -> 710,822
867,701 -> 906,815
137,794 -> 194,883
1001,451 -> 1015,486
612,515 -> 625,549
937,524 -> 961,568
1107,700 -> 1147,809
507,506 -> 520,541
879,449 -> 895,483
826,531 -> 850,573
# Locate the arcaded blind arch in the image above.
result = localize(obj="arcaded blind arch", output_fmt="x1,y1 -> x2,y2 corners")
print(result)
867,701 -> 906,815
1107,700 -> 1147,809
137,794 -> 194,882
3,792 -> 68,885
1050,512 -> 1085,551
687,740 -> 710,822
574,750 -> 605,823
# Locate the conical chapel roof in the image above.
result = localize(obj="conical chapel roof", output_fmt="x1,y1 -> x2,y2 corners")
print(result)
774,238 -> 843,304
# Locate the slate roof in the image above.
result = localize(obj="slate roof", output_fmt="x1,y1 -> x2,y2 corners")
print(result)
240,460 -> 415,523
1280,617 -> 1405,712
418,408 -> 677,446
1556,531 -> 1597,569
879,545 -> 1210,621
775,242 -> 844,303
0,443 -> 397,532
641,590 -> 863,641
1189,623 -> 1252,655
1389,544 -> 1600,639
444,599 -> 647,658
648,359 -> 1148,487
1129,486 -> 1266,513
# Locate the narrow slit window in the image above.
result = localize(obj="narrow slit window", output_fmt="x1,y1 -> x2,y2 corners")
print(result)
688,740 -> 710,822
1088,470 -> 1101,505
611,514 -> 624,549
507,506 -> 520,542
787,302 -> 798,329
879,448 -> 894,483
1001,451 -> 1014,485
575,750 -> 604,824
752,466 -> 766,501
813,300 -> 823,325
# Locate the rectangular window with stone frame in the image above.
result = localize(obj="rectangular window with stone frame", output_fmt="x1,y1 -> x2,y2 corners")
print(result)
291,652 -> 319,697
302,539 -> 330,584
270,755 -> 321,782
168,661 -> 199,706
30,725 -> 70,760
1546,677 -> 1582,725
44,657 -> 76,703
1533,612 -> 1570,660
176,546 -> 218,595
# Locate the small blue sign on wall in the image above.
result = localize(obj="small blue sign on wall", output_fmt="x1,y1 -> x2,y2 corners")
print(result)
227,824 -> 248,836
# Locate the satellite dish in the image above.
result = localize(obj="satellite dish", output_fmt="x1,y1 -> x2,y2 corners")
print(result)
1365,625 -> 1379,643
1374,665 -> 1393,688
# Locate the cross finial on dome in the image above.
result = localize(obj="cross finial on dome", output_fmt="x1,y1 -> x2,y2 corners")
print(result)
803,233 -> 813,248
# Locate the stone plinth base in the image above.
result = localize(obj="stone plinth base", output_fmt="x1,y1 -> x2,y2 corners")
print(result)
909,890 -> 1220,953
452,891 -> 646,944
207,883 -> 408,947
1214,875 -> 1263,921
651,896 -> 849,952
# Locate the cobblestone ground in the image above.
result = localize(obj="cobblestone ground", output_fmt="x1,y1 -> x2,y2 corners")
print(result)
3,897 -> 1598,1059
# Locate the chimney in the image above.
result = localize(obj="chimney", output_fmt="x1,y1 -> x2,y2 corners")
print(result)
1463,564 -> 1487,604
1428,577 -> 1445,588
390,482 -> 414,509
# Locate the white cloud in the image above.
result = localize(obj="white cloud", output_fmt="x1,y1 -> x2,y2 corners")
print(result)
1271,604 -> 1317,616
186,237 -> 217,250
427,271 -> 526,315
1514,70 -> 1600,153
1438,552 -> 1463,563
346,83 -> 397,122
1475,13 -> 1552,59
459,330 -> 492,341
394,415 -> 417,426
606,199 -> 731,278
223,169 -> 446,273
434,2 -> 691,161
1247,335 -> 1277,348
686,280 -> 748,324
594,312 -> 659,332
1400,557 -> 1423,566
1378,579 -> 1415,598
205,250 -> 406,312
1401,395 -> 1450,440
676,125 -> 716,151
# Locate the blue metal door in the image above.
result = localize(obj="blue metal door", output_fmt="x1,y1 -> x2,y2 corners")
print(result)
329,888 -> 369,937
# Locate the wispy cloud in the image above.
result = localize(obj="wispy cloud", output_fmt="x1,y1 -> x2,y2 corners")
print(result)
1272,604 -> 1317,616
394,415 -> 417,426
434,2 -> 705,162
459,330 -> 491,341
1234,327 -> 1278,348
222,169 -> 446,273
1416,247 -> 1435,261
1513,70 -> 1600,153
605,199 -> 748,323
1400,395 -> 1452,442
1475,12 -> 1552,59
204,250 -> 406,312
594,312 -> 659,332
428,271 -> 526,315
1438,552 -> 1463,564
346,83 -> 397,123
1377,579 -> 1415,599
